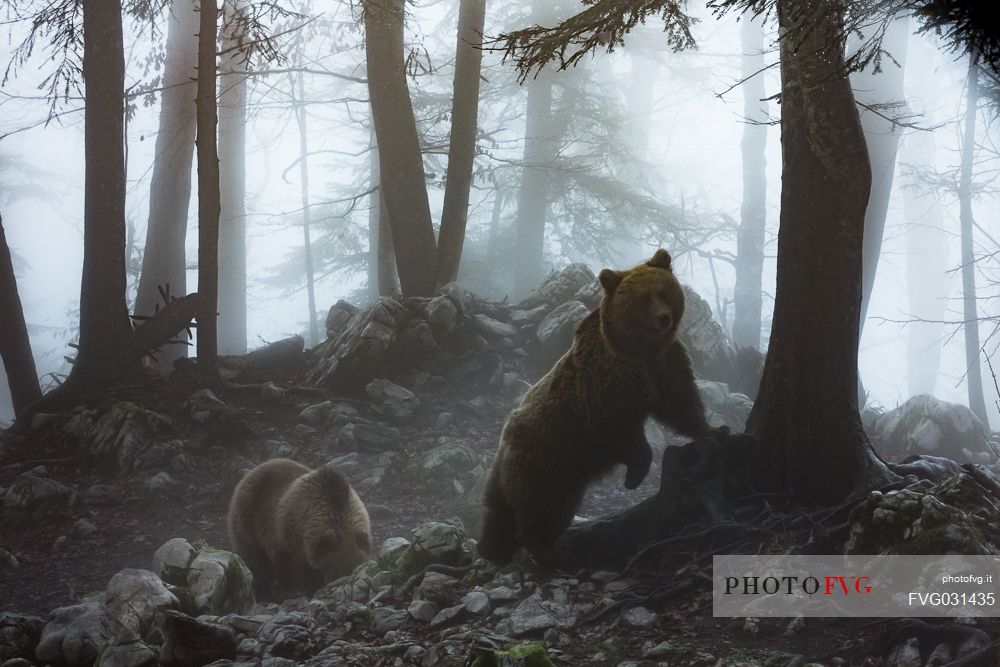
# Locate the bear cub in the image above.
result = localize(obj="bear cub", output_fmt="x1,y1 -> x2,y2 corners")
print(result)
478,249 -> 713,566
227,458 -> 373,595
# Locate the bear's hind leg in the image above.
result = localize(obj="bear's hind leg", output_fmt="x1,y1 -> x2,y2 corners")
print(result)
515,484 -> 584,562
478,471 -> 520,566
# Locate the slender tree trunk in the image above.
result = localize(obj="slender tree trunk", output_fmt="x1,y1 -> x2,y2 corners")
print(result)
436,0 -> 486,287
196,0 -> 220,368
69,0 -> 136,389
958,53 -> 988,423
364,0 -> 437,297
902,130 -> 947,396
217,0 -> 248,354
513,73 -> 555,297
366,126 -> 398,299
732,15 -> 768,351
295,67 -> 319,346
746,0 -> 893,502
136,0 -> 198,372
0,215 -> 40,417
855,15 -> 909,332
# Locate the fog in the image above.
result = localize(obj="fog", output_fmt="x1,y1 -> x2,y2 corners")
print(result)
1,1 -> 997,430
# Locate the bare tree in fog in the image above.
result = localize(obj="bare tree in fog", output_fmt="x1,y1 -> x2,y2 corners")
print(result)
217,0 -> 250,355
732,15 -> 768,351
855,15 -> 909,330
958,52 -> 989,423
135,0 -> 199,373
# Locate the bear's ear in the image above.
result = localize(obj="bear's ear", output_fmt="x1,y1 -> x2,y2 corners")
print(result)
599,269 -> 623,293
647,249 -> 672,270
353,530 -> 372,553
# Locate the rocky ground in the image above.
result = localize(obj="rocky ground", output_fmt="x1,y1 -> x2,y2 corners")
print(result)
1,265 -> 998,666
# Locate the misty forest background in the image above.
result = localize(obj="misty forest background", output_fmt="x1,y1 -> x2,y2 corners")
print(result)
0,0 -> 998,436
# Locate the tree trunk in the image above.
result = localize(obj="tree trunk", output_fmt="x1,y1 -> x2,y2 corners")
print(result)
732,15 -> 768,351
69,0 -> 136,389
435,0 -> 486,287
196,0 -> 220,369
512,73 -> 555,298
902,130 -> 947,396
364,0 -> 438,297
855,15 -> 909,333
745,0 -> 893,502
958,53 -> 989,423
366,127 -> 398,300
0,215 -> 40,417
217,0 -> 248,355
295,66 -> 319,346
135,0 -> 198,372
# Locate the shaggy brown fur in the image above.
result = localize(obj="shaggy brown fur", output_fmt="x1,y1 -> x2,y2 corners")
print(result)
227,458 -> 373,594
479,249 -> 711,565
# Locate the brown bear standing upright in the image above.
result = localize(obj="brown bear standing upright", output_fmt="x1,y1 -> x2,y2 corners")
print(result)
227,458 -> 373,594
478,249 -> 712,565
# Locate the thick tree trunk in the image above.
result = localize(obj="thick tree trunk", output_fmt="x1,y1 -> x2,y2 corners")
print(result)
295,67 -> 319,346
364,0 -> 438,297
746,0 -> 893,502
196,0 -> 220,368
135,0 -> 198,372
0,215 -> 40,416
732,16 -> 768,351
435,0 -> 486,287
217,0 -> 248,355
902,131 -> 947,396
855,15 -> 909,333
958,54 -> 989,423
69,0 -> 136,389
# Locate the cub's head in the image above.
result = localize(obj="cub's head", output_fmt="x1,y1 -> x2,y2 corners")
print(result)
300,468 -> 374,583
598,248 -> 685,357
303,522 -> 373,583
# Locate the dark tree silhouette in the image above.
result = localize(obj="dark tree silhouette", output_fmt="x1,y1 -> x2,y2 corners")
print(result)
436,0 -> 487,287
364,0 -> 438,297
68,0 -> 136,390
0,215 -> 40,417
196,0 -> 221,369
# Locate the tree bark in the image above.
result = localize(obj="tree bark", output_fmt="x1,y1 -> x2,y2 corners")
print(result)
855,15 -> 909,333
69,0 -> 136,389
364,0 -> 438,297
732,15 -> 768,351
958,53 -> 989,423
294,66 -> 319,346
435,0 -> 486,287
0,215 -> 40,416
196,0 -> 221,368
745,0 -> 893,502
512,76 -> 555,297
217,0 -> 248,355
366,127 -> 398,300
902,130 -> 947,396
135,0 -> 199,373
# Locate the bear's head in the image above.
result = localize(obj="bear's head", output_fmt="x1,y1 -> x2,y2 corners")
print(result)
598,248 -> 685,358
298,468 -> 374,583
304,521 -> 373,582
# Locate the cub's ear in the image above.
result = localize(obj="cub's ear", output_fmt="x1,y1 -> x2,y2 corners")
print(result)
599,269 -> 623,293
647,249 -> 672,270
